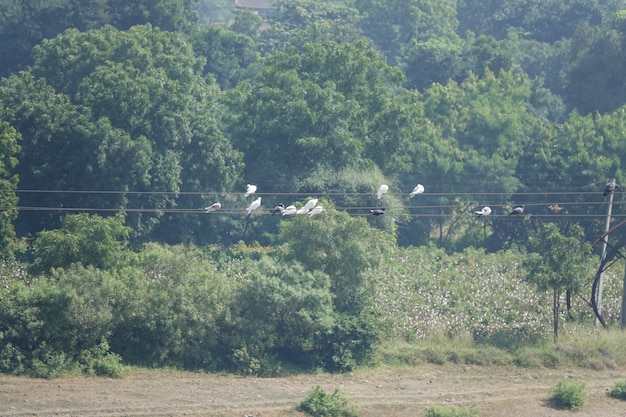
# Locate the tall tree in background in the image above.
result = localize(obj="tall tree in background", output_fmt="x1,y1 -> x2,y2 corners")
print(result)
0,25 -> 243,243
0,0 -> 199,78
0,119 -> 20,258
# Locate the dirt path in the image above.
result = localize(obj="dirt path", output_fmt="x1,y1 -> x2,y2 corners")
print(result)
1,365 -> 625,416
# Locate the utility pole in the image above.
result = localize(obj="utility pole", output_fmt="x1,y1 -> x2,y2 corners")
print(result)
621,261 -> 626,329
596,182 -> 615,326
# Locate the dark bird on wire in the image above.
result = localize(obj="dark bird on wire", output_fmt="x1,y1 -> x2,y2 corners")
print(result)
370,208 -> 386,216
604,179 -> 622,196
510,205 -> 524,215
270,203 -> 285,215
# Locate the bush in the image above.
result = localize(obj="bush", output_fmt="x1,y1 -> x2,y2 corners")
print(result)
549,380 -> 588,411
608,379 -> 626,401
79,340 -> 126,378
423,404 -> 480,417
298,385 -> 360,417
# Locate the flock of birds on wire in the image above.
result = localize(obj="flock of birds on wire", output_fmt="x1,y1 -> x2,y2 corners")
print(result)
200,181 -> 572,219
202,179 -> 623,220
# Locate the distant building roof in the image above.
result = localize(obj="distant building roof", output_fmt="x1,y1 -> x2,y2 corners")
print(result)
234,0 -> 274,10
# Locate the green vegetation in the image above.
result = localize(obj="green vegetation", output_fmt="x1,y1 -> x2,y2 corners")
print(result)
1,0 -> 626,379
298,385 -> 360,417
608,379 -> 626,401
549,380 -> 588,411
424,404 -> 480,417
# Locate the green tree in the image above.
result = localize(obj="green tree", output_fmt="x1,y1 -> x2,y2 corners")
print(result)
0,119 -> 20,259
1,24 -> 243,243
220,256 -> 335,373
31,213 -> 129,274
190,24 -> 260,89
0,0 -> 198,78
355,0 -> 458,63
110,243 -> 232,369
523,223 -> 593,338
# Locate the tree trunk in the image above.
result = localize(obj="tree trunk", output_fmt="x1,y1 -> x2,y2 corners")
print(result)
553,288 -> 560,339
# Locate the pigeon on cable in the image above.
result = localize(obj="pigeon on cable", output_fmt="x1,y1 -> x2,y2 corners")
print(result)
409,184 -> 425,198
270,203 -> 285,215
475,206 -> 492,216
377,184 -> 389,199
282,205 -> 297,216
245,184 -> 257,197
247,197 -> 261,215
604,179 -> 622,196
510,205 -> 524,215
370,208 -> 386,216
309,206 -> 324,217
204,201 -> 221,213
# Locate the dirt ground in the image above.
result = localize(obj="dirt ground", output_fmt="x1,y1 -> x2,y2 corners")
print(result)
1,364 -> 625,417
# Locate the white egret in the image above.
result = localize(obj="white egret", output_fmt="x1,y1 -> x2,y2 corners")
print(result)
309,206 -> 324,217
409,184 -> 424,198
247,197 -> 261,215
377,184 -> 389,199
302,198 -> 318,211
204,201 -> 221,213
474,206 -> 491,216
282,205 -> 297,216
245,184 -> 257,197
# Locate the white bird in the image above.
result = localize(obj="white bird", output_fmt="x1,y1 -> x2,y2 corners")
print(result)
377,184 -> 389,199
409,184 -> 425,198
245,184 -> 257,197
370,208 -> 386,216
204,201 -> 221,213
302,198 -> 318,211
282,205 -> 297,216
247,197 -> 261,215
296,207 -> 310,215
475,206 -> 491,216
309,206 -> 324,217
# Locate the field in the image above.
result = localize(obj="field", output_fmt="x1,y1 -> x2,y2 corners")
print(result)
1,364 -> 625,417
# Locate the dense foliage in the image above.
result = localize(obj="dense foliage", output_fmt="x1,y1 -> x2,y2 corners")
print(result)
1,0 -> 626,377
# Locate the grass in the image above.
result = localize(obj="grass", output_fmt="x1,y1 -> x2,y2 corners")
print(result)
372,328 -> 626,370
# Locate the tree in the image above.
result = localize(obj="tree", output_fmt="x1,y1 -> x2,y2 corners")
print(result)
0,119 -> 20,259
31,213 -> 129,274
523,223 -> 593,338
0,0 -> 199,77
1,24 -> 244,243
190,25 -> 260,89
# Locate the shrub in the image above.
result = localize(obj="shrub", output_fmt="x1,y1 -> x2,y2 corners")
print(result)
423,404 -> 480,417
298,385 -> 360,417
550,380 -> 588,411
608,379 -> 626,400
79,340 -> 126,378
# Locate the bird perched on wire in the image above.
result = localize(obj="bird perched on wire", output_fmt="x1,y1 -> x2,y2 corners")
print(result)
377,184 -> 389,199
302,198 -> 318,211
245,184 -> 257,197
370,208 -> 386,216
409,184 -> 425,198
247,197 -> 261,215
604,179 -> 623,196
309,205 -> 324,217
270,203 -> 285,215
510,205 -> 524,215
475,206 -> 491,216
282,205 -> 297,216
204,201 -> 221,213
